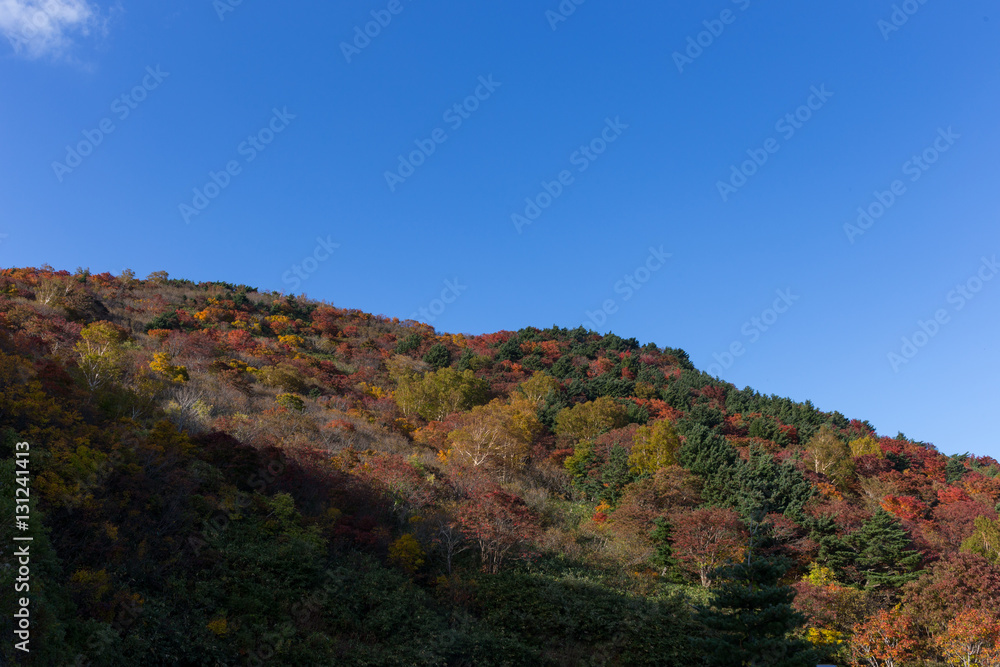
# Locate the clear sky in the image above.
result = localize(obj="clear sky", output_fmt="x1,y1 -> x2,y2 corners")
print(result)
1,1 -> 998,457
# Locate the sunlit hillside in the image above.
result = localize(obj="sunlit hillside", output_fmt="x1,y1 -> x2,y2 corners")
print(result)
2,267 -> 999,666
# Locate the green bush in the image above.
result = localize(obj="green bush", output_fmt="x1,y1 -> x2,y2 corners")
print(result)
422,343 -> 451,370
144,311 -> 181,331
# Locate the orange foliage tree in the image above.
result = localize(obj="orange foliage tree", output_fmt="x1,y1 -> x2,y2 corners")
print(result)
934,608 -> 1000,667
848,608 -> 917,667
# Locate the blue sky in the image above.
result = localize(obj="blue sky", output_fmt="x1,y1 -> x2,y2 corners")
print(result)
1,1 -> 998,457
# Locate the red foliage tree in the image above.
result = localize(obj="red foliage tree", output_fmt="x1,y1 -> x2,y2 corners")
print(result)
457,484 -> 539,574
902,552 -> 1000,636
881,495 -> 930,522
351,453 -> 436,528
651,465 -> 703,510
310,305 -> 340,337
792,572 -> 869,642
930,499 -> 996,553
670,507 -> 747,587
963,472 -> 1000,507
855,454 -> 894,478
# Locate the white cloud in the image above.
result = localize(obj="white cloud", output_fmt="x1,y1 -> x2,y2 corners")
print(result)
0,0 -> 102,60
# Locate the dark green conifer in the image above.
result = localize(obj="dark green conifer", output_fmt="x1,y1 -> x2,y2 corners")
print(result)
694,556 -> 818,667
422,343 -> 451,369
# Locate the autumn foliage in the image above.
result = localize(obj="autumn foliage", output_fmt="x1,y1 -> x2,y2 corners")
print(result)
0,265 -> 996,666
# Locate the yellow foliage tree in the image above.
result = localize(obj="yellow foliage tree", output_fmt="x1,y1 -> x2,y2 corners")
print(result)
850,436 -> 883,458
804,562 -> 837,586
515,371 -> 561,406
278,334 -> 305,349
805,426 -> 854,486
149,352 -> 189,383
388,533 -> 425,574
446,398 -> 540,474
276,393 -> 306,413
628,419 -> 680,475
206,617 -> 230,636
357,381 -> 389,399
392,366 -> 488,421
74,321 -> 128,391
266,314 -> 295,334
554,396 -> 628,443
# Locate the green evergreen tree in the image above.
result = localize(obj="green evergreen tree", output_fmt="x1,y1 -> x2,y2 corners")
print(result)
691,441 -> 812,521
144,310 -> 181,331
685,403 -> 725,430
650,517 -> 682,581
422,343 -> 452,370
495,335 -> 523,362
678,425 -> 738,478
821,509 -> 922,589
853,509 -> 922,589
945,455 -> 968,483
395,332 -> 422,354
727,444 -> 813,519
694,556 -> 818,667
599,445 -> 636,505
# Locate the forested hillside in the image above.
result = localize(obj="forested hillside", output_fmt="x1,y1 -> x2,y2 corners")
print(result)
3,266 -> 1000,666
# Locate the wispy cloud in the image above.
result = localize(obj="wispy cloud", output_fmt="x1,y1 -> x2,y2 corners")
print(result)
0,0 -> 105,60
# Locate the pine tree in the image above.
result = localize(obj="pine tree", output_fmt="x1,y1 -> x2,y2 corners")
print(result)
422,343 -> 452,369
727,444 -> 814,519
694,441 -> 813,521
650,517 -> 682,581
694,556 -> 819,667
678,424 -> 738,478
823,509 -> 922,589
599,445 -> 636,505
945,455 -> 968,483
853,509 -> 922,589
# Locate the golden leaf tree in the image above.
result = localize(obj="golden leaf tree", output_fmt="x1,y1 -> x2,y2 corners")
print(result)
74,321 -> 128,391
446,398 -> 541,477
554,396 -> 628,443
628,419 -> 681,476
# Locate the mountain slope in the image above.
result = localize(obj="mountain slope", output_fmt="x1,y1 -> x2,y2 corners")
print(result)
1,266 -> 998,666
